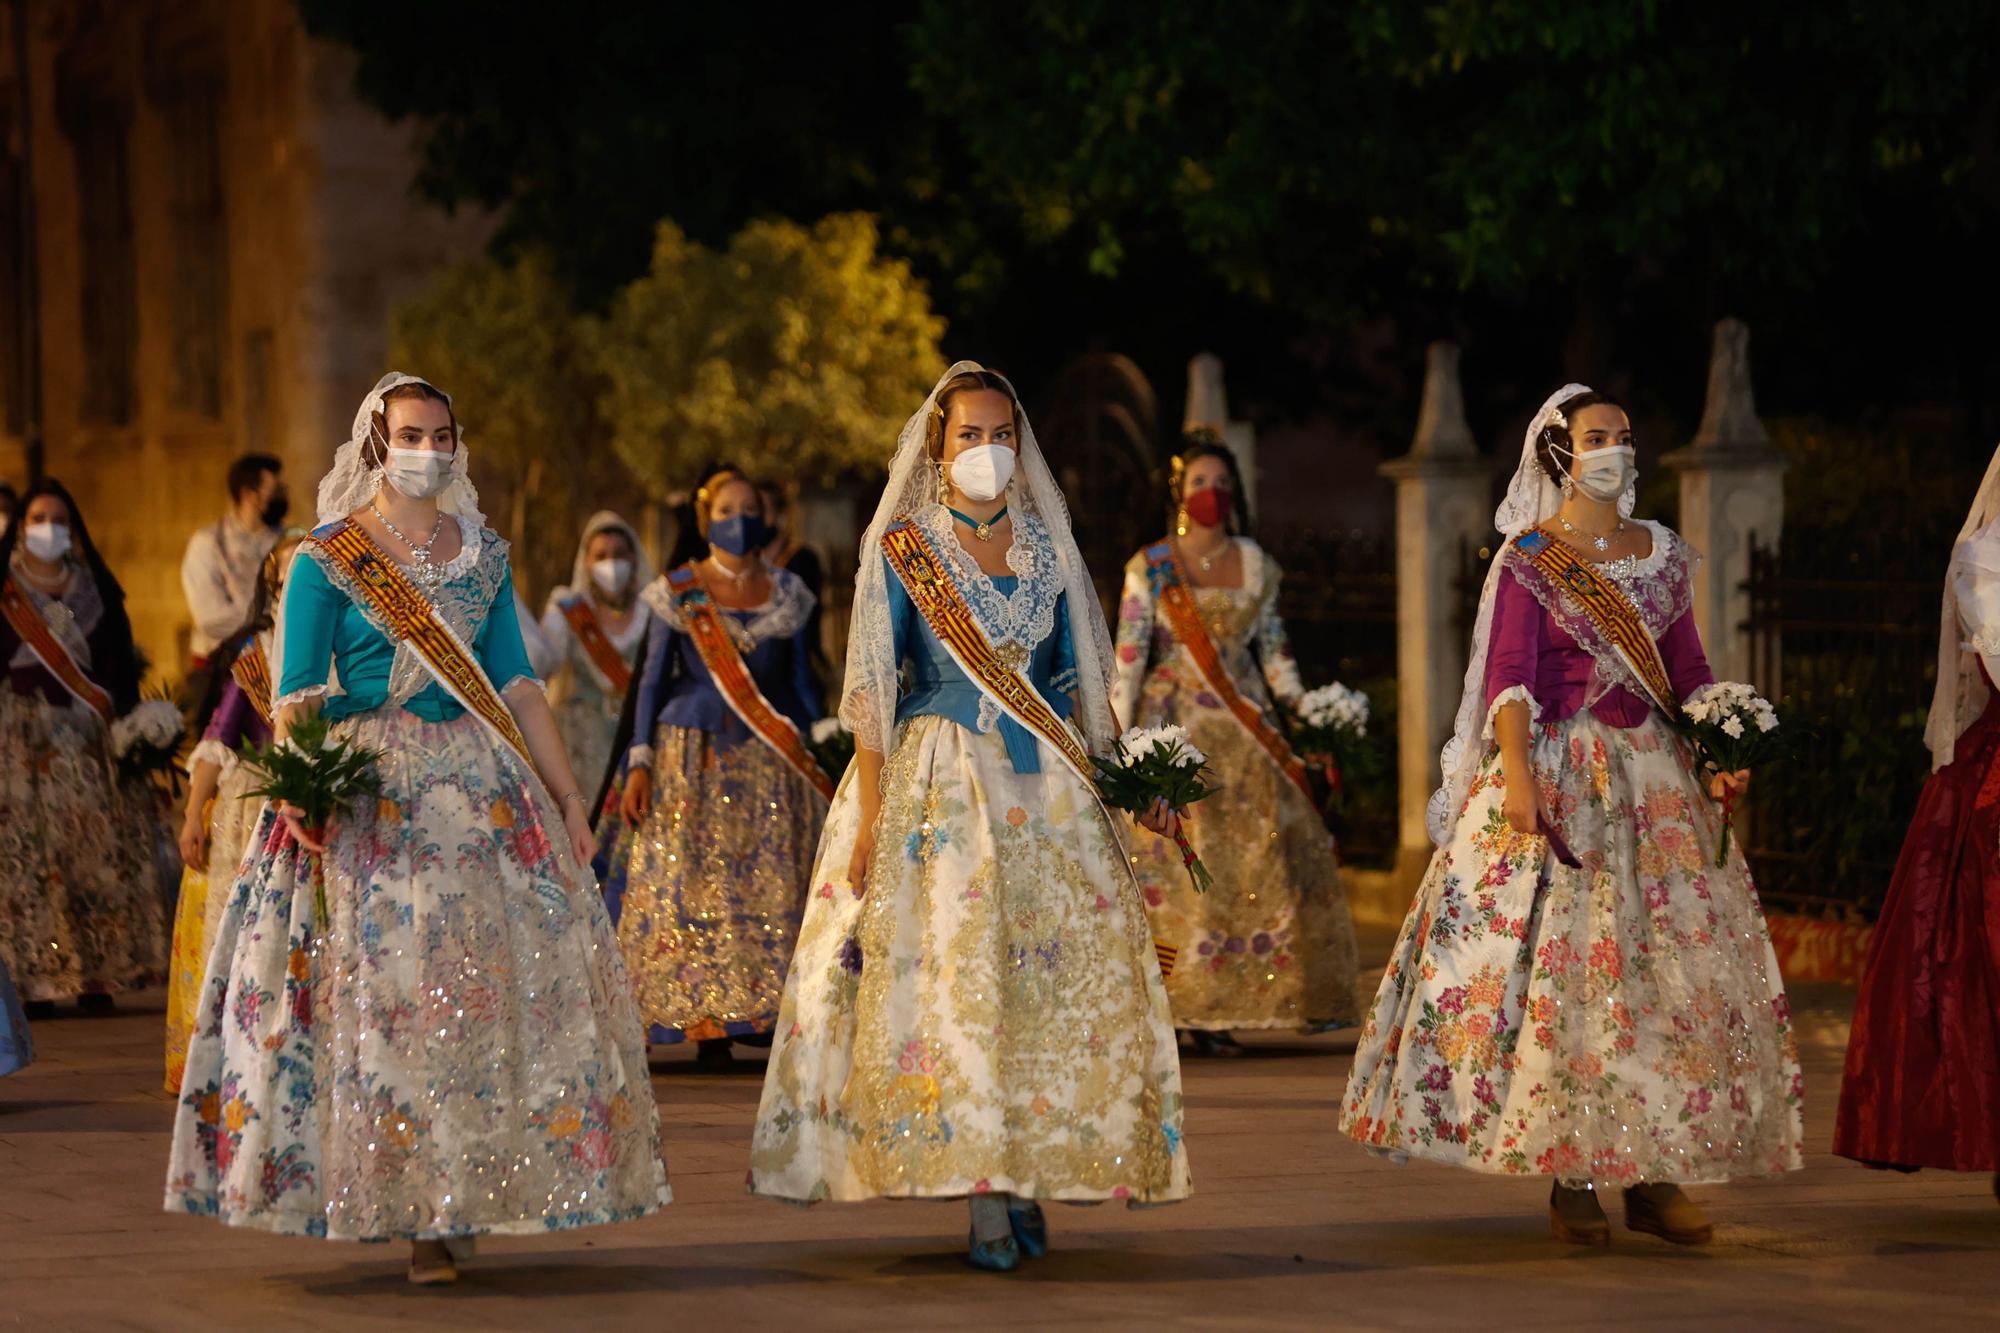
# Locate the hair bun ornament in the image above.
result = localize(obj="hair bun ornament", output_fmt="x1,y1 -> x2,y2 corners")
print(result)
1547,407 -> 1568,432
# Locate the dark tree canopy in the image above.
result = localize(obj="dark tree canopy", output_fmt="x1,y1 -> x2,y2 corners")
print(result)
303,0 -> 2000,446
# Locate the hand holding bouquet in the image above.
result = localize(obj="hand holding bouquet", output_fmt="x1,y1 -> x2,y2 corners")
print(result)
243,714 -> 384,928
112,697 -> 186,784
1287,681 -> 1379,814
1678,681 -> 1781,867
1093,724 -> 1218,892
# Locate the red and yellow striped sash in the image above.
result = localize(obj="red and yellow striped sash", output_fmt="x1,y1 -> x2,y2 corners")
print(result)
667,564 -> 834,802
230,643 -> 274,727
0,573 -> 114,720
309,521 -> 533,766
1515,527 -> 1677,714
1143,540 -> 1313,799
558,595 -> 635,694
880,520 -> 1097,790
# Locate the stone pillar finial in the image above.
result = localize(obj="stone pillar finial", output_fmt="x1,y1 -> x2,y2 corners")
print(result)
1690,317 -> 1770,453
1184,352 -> 1228,435
1410,341 -> 1476,458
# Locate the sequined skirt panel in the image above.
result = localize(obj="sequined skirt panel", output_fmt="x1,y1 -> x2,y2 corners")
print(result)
1340,711 -> 1804,1186
1128,657 -> 1360,1030
163,708 -> 671,1240
166,763 -> 267,1093
751,714 -> 1192,1204
614,725 -> 822,1043
0,689 -> 166,999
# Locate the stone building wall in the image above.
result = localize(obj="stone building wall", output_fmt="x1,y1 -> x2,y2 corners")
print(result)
0,0 -> 490,675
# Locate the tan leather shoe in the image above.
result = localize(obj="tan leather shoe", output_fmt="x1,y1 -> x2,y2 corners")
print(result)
1549,1182 -> 1610,1246
1623,1183 -> 1714,1245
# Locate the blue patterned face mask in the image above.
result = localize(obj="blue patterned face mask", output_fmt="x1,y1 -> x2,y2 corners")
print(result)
707,513 -> 770,557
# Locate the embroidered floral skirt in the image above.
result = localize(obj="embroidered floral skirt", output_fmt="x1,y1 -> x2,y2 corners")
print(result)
751,714 -> 1191,1204
1340,710 -> 1803,1187
607,725 -> 823,1044
1128,665 -> 1359,1030
0,957 -> 31,1077
0,689 -> 166,1000
165,762 -> 268,1093
163,707 -> 671,1240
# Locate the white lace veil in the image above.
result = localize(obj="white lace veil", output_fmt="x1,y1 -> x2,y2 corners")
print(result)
841,360 -> 1119,758
564,509 -> 655,603
273,372 -> 486,710
1923,444 -> 2000,771
1426,383 -> 1637,844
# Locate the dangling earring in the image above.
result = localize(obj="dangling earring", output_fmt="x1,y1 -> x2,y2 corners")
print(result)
1560,473 -> 1575,501
937,460 -> 951,498
1175,505 -> 1190,538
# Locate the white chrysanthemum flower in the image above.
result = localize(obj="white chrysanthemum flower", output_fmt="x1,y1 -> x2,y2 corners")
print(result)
1720,714 -> 1745,739
112,699 -> 185,757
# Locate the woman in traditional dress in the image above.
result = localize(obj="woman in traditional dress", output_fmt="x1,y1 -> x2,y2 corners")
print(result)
0,957 -> 30,1077
750,362 -> 1191,1272
1339,385 -> 1801,1246
606,474 -> 827,1067
1835,448 -> 2000,1191
0,479 -> 166,1016
164,374 -> 669,1284
1113,437 -> 1360,1048
165,533 -> 303,1093
537,511 -> 655,800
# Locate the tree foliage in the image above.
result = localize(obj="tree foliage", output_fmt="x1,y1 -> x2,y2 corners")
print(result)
592,213 -> 945,500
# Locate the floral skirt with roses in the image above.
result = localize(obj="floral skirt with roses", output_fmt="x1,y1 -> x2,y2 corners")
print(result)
1340,710 -> 1803,1187
750,714 -> 1191,1204
163,707 -> 671,1240
1125,659 -> 1359,1031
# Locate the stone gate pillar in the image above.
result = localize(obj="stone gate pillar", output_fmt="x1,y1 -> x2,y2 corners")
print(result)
1662,319 -> 1786,691
1378,343 -> 1492,891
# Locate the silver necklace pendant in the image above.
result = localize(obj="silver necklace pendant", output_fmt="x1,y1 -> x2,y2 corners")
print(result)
373,503 -> 444,583
1559,514 -> 1621,553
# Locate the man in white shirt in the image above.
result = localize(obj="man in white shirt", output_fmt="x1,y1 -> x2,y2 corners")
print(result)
181,453 -> 288,670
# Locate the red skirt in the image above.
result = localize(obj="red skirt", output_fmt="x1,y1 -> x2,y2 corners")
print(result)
1834,694 -> 2000,1172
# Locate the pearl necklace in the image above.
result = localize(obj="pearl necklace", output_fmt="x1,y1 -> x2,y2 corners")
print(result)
372,501 -> 446,585
706,554 -> 759,589
1557,513 -> 1625,553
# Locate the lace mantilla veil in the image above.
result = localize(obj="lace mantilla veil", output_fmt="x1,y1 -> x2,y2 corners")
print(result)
1924,444 -> 2000,771
271,372 -> 490,707
840,360 -> 1120,759
1426,383 -> 1637,845
563,510 -> 657,602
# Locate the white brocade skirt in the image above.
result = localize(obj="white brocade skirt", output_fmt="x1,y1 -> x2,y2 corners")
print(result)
1340,710 -> 1804,1187
750,714 -> 1192,1204
163,708 -> 671,1240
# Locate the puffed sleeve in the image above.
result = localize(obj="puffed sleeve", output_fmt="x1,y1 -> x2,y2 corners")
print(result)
1110,554 -> 1153,728
528,590 -> 569,681
1952,529 -> 2000,684
1481,559 -> 1544,739
627,614 -> 676,768
475,565 -> 538,694
1254,551 -> 1304,708
276,549 -> 341,708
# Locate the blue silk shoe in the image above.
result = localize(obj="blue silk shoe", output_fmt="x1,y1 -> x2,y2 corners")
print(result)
1007,1200 -> 1048,1258
966,1228 -> 1021,1272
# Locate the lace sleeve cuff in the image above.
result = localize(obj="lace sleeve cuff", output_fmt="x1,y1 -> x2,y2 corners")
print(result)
273,684 -> 327,711
1482,685 -> 1541,741
499,674 -> 545,698
189,737 -> 238,774
627,744 -> 655,769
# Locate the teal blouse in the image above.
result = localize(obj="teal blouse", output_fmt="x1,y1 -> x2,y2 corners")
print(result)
278,531 -> 537,722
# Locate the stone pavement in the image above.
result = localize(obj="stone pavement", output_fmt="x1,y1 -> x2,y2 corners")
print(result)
2,934 -> 1996,1331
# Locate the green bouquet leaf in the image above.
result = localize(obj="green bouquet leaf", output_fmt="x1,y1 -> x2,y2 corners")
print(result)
1092,724 -> 1219,892
242,715 -> 385,928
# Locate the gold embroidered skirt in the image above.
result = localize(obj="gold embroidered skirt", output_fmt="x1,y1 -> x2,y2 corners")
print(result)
751,714 -> 1192,1204
613,724 -> 823,1044
1128,664 -> 1360,1030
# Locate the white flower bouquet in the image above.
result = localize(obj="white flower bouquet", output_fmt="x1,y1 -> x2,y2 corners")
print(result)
112,697 -> 187,783
1093,724 -> 1218,892
1679,681 -> 1783,866
808,716 -> 855,777
1285,681 -> 1381,815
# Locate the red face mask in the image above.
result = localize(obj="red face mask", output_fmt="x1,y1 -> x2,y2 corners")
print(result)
1183,485 -> 1234,529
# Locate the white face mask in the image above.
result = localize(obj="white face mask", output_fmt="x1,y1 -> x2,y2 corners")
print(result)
1569,444 -> 1635,503
384,446 -> 455,499
949,443 -> 1016,504
590,557 -> 633,596
23,521 -> 71,562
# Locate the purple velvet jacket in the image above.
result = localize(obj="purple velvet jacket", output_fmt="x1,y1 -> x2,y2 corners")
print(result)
201,677 -> 272,753
1483,540 -> 1715,730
